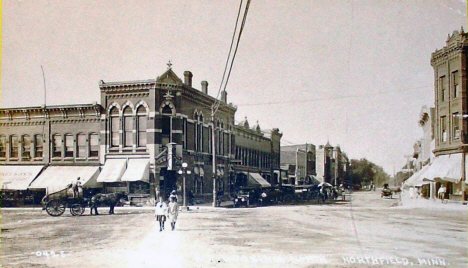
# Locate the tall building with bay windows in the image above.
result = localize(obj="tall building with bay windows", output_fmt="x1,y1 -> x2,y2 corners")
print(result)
427,28 -> 468,201
0,65 -> 282,206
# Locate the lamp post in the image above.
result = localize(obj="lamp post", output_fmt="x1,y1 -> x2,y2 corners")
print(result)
178,162 -> 191,207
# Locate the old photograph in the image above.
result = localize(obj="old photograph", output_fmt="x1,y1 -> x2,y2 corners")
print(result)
1,1 -> 467,267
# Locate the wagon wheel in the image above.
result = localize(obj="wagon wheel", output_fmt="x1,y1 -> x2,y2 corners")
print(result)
283,195 -> 293,204
70,204 -> 85,216
45,199 -> 66,217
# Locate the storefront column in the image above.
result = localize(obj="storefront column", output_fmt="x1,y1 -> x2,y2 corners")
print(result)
463,151 -> 467,201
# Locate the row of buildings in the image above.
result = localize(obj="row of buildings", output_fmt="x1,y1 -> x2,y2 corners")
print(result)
0,64 -> 349,207
402,28 -> 467,202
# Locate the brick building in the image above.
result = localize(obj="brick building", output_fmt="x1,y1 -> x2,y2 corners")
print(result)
0,65 -> 282,206
280,144 -> 316,185
428,28 -> 468,201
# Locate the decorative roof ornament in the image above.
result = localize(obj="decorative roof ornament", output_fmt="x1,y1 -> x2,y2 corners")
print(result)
164,90 -> 174,100
167,60 -> 172,70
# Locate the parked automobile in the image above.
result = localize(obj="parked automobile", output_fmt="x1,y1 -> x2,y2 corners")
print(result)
233,189 -> 251,207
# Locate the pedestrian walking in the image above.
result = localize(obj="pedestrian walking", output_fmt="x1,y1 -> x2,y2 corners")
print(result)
155,197 -> 168,231
437,185 -> 446,202
167,196 -> 180,231
155,187 -> 160,201
169,190 -> 178,203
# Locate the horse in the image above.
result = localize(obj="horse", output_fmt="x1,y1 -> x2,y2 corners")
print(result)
89,192 -> 128,215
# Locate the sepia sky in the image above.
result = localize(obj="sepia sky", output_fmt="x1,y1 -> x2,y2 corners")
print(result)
1,0 -> 466,175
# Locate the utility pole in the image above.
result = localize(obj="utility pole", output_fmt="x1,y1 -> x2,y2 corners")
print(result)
211,106 -> 217,207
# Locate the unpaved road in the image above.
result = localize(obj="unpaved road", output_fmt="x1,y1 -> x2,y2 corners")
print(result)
1,191 -> 467,268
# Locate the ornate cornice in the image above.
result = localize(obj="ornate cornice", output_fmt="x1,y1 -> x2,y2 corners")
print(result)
0,121 -> 46,127
99,80 -> 155,92
108,92 -> 150,99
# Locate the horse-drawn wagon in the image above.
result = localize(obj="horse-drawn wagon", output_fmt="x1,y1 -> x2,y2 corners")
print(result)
42,188 -> 87,217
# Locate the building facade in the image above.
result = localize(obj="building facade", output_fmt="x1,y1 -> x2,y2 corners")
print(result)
0,66 -> 282,206
429,28 -> 467,201
316,142 -> 349,186
280,144 -> 316,185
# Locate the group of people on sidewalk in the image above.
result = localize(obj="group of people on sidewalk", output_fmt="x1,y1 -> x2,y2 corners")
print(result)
154,190 -> 180,232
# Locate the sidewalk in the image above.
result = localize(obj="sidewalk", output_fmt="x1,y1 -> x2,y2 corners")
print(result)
398,191 -> 467,210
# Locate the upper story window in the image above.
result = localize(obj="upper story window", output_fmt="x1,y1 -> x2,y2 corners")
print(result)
110,107 -> 120,147
89,133 -> 99,157
77,133 -> 87,158
10,135 -> 19,159
441,116 -> 447,142
52,134 -> 62,158
123,107 -> 133,148
21,135 -> 31,160
34,134 -> 43,158
137,106 -> 147,147
439,76 -> 446,102
161,103 -> 173,146
453,113 -> 460,139
0,135 -> 7,158
64,134 -> 74,158
452,71 -> 459,99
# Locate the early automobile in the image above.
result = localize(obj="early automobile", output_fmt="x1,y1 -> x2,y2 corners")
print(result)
233,189 -> 251,207
381,183 -> 393,199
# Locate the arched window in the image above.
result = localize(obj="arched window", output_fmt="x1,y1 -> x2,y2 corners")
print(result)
137,106 -> 147,147
77,133 -> 87,158
52,134 -> 62,158
64,134 -> 74,158
10,135 -> 19,159
89,133 -> 99,157
21,135 -> 31,160
161,104 -> 173,146
0,135 -> 7,158
110,107 -> 120,147
123,107 -> 133,147
34,134 -> 43,158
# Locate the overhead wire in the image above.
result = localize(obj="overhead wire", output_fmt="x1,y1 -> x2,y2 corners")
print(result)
236,85 -> 430,107
213,0 -> 252,116
215,0 -> 244,102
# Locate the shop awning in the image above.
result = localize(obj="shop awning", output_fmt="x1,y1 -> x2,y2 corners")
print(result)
403,164 -> 431,188
1,165 -> 44,190
97,159 -> 127,183
248,173 -> 271,188
307,175 -> 321,185
423,154 -> 462,183
121,159 -> 149,182
29,166 -> 100,193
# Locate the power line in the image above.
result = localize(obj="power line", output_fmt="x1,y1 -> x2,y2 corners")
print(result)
213,0 -> 252,116
237,85 -> 430,107
215,0 -> 244,101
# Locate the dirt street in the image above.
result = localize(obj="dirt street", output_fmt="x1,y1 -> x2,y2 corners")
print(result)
1,191 -> 467,268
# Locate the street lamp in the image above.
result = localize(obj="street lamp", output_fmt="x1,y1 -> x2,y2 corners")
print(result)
178,162 -> 191,207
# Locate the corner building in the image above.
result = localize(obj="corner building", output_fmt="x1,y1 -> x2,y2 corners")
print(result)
429,28 -> 468,201
0,66 -> 282,205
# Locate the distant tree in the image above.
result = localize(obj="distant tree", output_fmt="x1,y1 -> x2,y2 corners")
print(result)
348,158 -> 390,189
